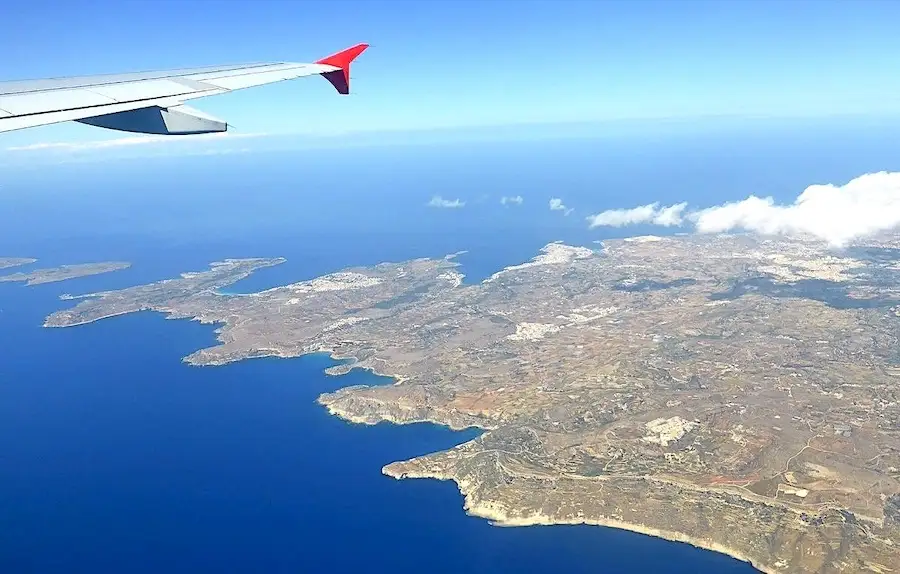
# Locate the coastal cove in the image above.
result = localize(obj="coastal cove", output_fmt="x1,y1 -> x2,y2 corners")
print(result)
0,245 -> 757,574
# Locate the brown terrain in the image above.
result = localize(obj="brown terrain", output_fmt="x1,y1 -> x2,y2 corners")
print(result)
43,234 -> 900,573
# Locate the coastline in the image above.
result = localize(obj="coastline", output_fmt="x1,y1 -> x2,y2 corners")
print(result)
312,351 -> 769,574
382,461 -> 768,574
28,307 -> 823,574
37,245 -> 900,574
37,305 -> 766,572
314,347 -> 494,433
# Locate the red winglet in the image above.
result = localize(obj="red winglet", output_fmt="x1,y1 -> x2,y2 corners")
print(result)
315,43 -> 369,95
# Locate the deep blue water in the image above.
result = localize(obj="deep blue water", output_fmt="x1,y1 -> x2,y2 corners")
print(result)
0,266 -> 755,574
0,258 -> 757,574
5,121 -> 899,573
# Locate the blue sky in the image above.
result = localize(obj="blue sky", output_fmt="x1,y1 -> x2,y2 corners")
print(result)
5,0 -> 900,149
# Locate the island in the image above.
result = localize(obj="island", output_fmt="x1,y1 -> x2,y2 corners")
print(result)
0,261 -> 131,286
0,257 -> 37,270
44,235 -> 900,574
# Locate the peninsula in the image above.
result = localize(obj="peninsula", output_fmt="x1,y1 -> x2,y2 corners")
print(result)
44,235 -> 900,573
0,257 -> 37,270
0,261 -> 131,286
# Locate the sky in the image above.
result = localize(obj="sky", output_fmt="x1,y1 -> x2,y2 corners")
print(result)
5,0 -> 900,151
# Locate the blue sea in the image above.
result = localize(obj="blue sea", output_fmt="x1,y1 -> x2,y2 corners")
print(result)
3,118 -> 900,573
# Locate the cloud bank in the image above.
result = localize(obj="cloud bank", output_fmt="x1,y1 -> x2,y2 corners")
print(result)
693,172 -> 900,246
501,195 -> 524,206
585,172 -> 900,247
549,198 -> 573,215
428,195 -> 465,208
587,202 -> 687,228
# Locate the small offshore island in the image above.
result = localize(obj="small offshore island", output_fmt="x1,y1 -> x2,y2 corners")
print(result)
43,234 -> 900,573
0,257 -> 37,270
0,261 -> 130,286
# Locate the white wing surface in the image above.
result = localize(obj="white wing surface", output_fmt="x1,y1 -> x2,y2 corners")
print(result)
0,44 -> 368,135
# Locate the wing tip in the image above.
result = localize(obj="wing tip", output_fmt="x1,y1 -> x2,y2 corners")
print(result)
315,43 -> 369,68
316,43 -> 369,95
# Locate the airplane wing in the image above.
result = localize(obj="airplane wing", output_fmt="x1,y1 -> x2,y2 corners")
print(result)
0,43 -> 368,135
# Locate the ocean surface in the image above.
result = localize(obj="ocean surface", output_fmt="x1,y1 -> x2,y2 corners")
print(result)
3,120 -> 900,573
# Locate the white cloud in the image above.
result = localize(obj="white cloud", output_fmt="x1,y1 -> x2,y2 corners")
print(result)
501,195 -> 524,206
5,131 -> 266,152
692,172 -> 900,246
549,198 -> 573,215
587,202 -> 687,228
653,203 -> 689,226
584,172 -> 900,247
428,195 -> 465,208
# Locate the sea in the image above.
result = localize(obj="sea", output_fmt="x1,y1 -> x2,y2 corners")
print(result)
3,117 -> 900,573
